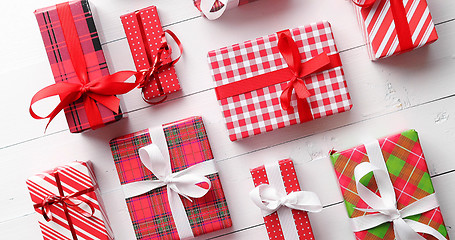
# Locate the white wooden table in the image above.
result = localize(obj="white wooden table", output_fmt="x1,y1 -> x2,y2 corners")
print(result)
1,0 -> 454,239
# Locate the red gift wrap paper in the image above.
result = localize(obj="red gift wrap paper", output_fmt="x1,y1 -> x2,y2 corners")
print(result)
34,0 -> 123,133
26,161 -> 114,240
251,159 -> 316,240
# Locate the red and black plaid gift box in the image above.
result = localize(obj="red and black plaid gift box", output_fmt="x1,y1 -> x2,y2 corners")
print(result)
34,0 -> 123,133
26,161 -> 114,240
193,0 -> 258,19
121,6 -> 181,102
208,21 -> 353,141
109,117 -> 232,239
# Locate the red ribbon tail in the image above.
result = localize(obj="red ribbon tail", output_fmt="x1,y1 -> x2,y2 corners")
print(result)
83,97 -> 104,130
88,94 -> 120,113
293,79 -> 311,100
280,83 -> 294,111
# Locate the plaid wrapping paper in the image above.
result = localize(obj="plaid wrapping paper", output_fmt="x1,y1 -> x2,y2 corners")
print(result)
354,0 -> 438,60
251,159 -> 315,240
109,116 -> 231,240
121,6 -> 181,101
330,130 -> 449,240
208,21 -> 352,141
26,161 -> 114,240
34,0 -> 122,133
193,0 -> 256,14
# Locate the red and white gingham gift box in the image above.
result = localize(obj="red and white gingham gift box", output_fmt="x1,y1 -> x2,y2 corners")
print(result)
208,21 -> 352,141
26,161 -> 113,240
352,0 -> 438,60
121,6 -> 181,101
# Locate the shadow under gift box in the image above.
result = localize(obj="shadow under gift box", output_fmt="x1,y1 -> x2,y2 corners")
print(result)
109,116 -> 232,240
331,130 -> 449,240
208,21 -> 353,141
34,0 -> 123,133
26,161 -> 114,240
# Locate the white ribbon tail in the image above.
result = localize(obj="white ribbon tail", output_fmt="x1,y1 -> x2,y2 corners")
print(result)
405,219 -> 447,240
200,0 -> 239,20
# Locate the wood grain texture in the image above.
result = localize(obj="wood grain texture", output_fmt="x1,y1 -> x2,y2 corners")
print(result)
0,0 -> 454,239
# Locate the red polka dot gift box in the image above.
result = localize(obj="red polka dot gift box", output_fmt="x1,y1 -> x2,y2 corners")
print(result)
207,21 -> 352,141
121,6 -> 181,104
250,159 -> 322,240
109,116 -> 232,240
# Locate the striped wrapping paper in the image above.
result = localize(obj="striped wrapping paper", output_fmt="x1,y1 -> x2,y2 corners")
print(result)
121,6 -> 181,101
193,0 -> 257,17
34,0 -> 123,133
353,0 -> 438,60
208,21 -> 352,141
109,116 -> 232,240
26,161 -> 114,240
250,159 -> 316,240
330,130 -> 449,239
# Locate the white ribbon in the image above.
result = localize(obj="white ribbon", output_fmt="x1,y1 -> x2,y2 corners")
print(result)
249,161 -> 322,239
122,127 -> 218,239
351,140 -> 446,240
200,0 -> 240,20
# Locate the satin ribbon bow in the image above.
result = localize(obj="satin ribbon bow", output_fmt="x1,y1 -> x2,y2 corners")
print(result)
277,31 -> 332,115
199,0 -> 239,20
351,141 -> 446,240
250,184 -> 322,216
34,187 -> 95,222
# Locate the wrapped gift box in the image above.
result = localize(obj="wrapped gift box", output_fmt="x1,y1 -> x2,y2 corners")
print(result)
250,159 -> 316,240
121,6 -> 181,102
353,0 -> 438,60
331,130 -> 449,239
34,0 -> 123,133
109,116 -> 232,239
208,21 -> 352,141
193,0 -> 257,19
26,161 -> 114,240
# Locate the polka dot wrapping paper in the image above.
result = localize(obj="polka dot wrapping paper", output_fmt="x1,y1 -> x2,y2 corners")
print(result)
250,159 -> 316,240
109,116 -> 232,240
207,21 -> 352,141
121,6 -> 181,101
330,130 -> 449,240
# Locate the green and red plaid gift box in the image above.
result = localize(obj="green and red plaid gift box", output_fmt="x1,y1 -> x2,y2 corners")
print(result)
109,116 -> 232,239
330,130 -> 449,240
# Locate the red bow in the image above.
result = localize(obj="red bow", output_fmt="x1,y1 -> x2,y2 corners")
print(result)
352,0 -> 413,52
277,31 -> 333,121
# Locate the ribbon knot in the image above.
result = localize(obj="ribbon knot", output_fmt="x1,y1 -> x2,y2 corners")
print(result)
80,84 -> 90,95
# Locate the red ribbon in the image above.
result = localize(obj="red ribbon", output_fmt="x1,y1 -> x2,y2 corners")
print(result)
353,0 -> 413,52
134,10 -> 183,104
214,30 -> 342,122
33,171 -> 95,240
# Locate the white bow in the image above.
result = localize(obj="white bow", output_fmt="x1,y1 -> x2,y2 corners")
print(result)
200,0 -> 240,20
250,184 -> 322,216
351,140 -> 446,240
121,127 -> 218,239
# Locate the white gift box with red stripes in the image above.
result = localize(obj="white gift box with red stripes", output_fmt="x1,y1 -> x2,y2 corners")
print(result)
353,0 -> 438,60
26,161 -> 113,240
208,21 -> 352,141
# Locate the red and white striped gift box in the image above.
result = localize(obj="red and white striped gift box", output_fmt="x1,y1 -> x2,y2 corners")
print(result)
208,21 -> 352,141
26,161 -> 113,240
353,0 -> 438,60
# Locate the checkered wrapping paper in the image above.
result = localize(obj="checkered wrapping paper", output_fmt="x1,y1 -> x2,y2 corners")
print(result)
330,130 -> 449,240
354,0 -> 438,60
121,6 -> 181,101
26,161 -> 114,240
34,0 -> 122,133
193,0 -> 255,14
208,21 -> 352,141
250,159 -> 315,240
109,117 -> 232,240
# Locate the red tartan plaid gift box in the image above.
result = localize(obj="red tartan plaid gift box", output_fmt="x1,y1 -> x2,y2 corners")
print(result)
352,0 -> 438,60
121,6 -> 181,103
109,117 -> 232,240
250,159 -> 322,240
26,161 -> 114,240
193,0 -> 258,20
34,0 -> 124,133
208,21 -> 352,141
330,130 -> 449,240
